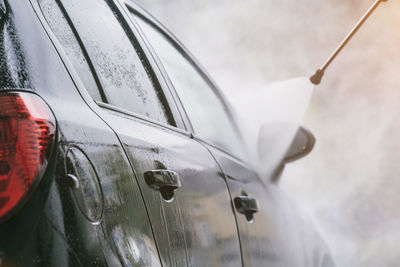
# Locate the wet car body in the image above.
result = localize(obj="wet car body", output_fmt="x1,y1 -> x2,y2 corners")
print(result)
0,0 -> 334,266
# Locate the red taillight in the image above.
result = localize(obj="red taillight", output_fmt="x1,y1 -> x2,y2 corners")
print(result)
0,92 -> 55,220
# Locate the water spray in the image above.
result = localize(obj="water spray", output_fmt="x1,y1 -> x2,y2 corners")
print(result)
310,0 -> 390,85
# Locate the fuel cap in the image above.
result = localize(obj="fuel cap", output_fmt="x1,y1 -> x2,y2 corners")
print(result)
64,146 -> 104,224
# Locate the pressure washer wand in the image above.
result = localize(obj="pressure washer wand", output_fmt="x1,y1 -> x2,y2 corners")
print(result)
310,0 -> 389,85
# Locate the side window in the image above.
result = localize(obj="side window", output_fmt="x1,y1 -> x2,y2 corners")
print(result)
38,0 -> 171,125
38,0 -> 102,101
131,12 -> 244,157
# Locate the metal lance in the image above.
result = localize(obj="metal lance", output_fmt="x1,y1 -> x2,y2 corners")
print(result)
310,0 -> 390,85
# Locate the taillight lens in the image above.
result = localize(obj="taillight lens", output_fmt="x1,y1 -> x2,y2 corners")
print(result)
0,92 -> 55,220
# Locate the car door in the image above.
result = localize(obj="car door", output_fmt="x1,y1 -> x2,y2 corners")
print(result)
207,150 -> 312,267
40,0 -> 243,266
126,6 -> 315,267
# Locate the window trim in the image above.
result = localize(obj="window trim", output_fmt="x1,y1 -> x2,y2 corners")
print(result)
123,5 -> 195,134
96,101 -> 193,138
100,0 -> 177,126
109,0 -> 190,131
117,0 -> 194,133
52,0 -> 108,103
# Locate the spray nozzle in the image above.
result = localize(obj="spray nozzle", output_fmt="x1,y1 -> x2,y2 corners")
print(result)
310,0 -> 390,85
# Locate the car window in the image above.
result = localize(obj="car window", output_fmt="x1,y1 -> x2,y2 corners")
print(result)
38,0 -> 102,102
38,0 -> 171,125
130,12 -> 245,158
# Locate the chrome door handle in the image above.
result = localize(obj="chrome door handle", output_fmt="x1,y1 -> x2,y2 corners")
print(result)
144,170 -> 182,201
234,196 -> 259,222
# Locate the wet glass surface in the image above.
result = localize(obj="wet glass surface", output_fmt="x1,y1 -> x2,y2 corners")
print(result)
38,0 -> 102,101
43,0 -> 169,124
0,1 -> 31,89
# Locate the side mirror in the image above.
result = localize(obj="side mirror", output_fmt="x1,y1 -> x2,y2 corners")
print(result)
283,126 -> 316,164
257,123 -> 316,182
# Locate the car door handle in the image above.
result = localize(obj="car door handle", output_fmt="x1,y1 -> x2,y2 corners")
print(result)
144,170 -> 182,201
234,196 -> 259,222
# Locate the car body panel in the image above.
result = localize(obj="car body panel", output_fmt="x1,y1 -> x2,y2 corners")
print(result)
0,0 -> 162,266
99,105 -> 242,266
207,147 -> 310,267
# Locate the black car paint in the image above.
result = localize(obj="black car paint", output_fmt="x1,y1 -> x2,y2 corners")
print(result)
0,0 -> 334,266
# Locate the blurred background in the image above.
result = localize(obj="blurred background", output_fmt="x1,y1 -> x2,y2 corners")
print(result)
134,0 -> 400,266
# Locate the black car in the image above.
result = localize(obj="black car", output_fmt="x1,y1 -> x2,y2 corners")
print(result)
0,0 -> 334,266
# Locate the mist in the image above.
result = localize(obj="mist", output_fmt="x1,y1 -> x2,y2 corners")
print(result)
134,0 -> 400,266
